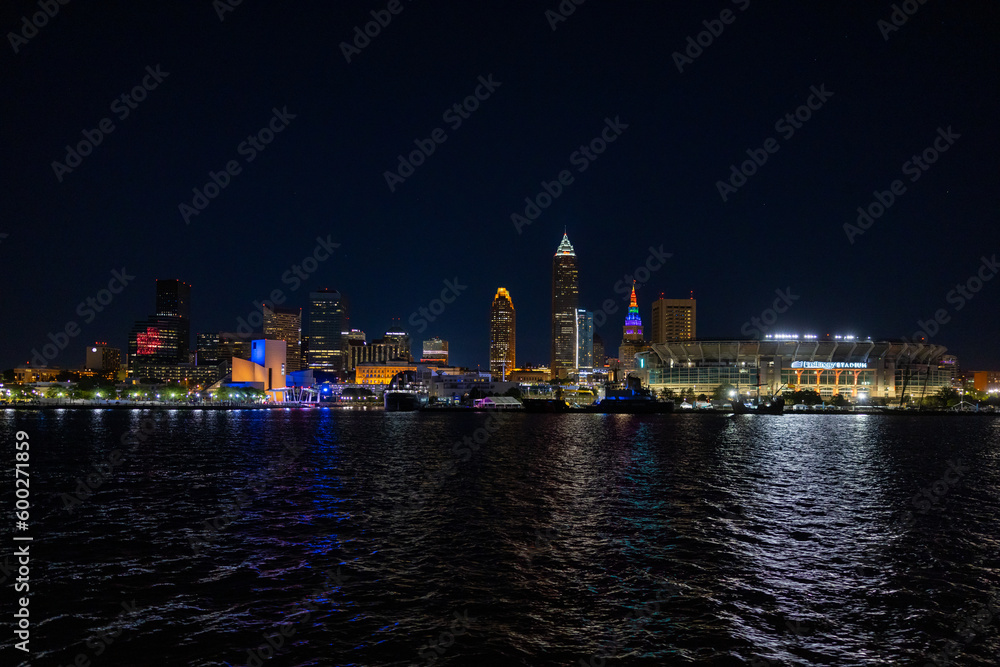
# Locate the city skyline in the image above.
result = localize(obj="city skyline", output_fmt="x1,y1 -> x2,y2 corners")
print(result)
2,2 -> 999,372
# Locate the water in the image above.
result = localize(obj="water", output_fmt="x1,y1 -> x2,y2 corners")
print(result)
2,409 -> 999,666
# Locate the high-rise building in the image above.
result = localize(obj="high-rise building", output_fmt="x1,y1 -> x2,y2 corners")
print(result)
347,338 -> 411,370
593,333 -> 605,368
575,308 -> 593,372
195,333 -> 221,365
650,295 -> 697,343
619,283 -> 648,372
307,289 -> 345,370
263,304 -> 302,371
490,287 -> 516,380
551,233 -> 579,378
155,279 -> 191,354
129,315 -> 186,363
422,337 -> 449,365
85,342 -> 121,375
383,329 -> 412,361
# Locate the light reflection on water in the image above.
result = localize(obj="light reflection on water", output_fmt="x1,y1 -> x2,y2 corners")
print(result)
1,410 -> 998,666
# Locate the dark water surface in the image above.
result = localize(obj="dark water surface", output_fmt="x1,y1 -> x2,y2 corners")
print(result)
2,409 -> 999,666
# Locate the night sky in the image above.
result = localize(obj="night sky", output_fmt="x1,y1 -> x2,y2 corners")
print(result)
3,0 -> 999,372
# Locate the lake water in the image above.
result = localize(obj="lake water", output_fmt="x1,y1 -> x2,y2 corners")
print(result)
2,409 -> 999,666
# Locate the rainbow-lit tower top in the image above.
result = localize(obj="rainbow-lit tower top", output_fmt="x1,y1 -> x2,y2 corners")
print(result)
623,282 -> 643,339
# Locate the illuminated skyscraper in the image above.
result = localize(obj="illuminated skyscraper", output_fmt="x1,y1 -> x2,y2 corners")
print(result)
155,278 -> 191,354
263,304 -> 302,371
307,289 -> 345,370
490,288 -> 516,380
651,295 -> 696,343
576,308 -> 593,372
550,233 -> 579,378
619,283 -> 647,372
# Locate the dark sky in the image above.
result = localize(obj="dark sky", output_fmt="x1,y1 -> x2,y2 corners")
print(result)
2,0 -> 999,372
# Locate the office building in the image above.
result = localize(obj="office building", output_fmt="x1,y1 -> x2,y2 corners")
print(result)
263,304 -> 302,372
551,233 -> 579,378
422,337 -> 449,365
593,333 -> 605,368
651,296 -> 697,343
155,279 -> 191,354
575,308 -> 593,373
490,287 -> 516,380
85,342 -> 121,375
383,329 -> 412,362
129,315 -> 187,363
307,289 -> 345,370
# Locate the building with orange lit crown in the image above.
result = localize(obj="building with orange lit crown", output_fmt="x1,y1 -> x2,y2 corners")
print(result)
489,288 -> 516,380
618,283 -> 648,372
551,233 -> 579,378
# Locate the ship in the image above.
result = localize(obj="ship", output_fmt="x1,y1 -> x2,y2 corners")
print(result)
587,375 -> 674,414
383,371 -> 427,412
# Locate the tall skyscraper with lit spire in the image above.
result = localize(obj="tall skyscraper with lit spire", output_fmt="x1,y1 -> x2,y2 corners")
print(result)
619,282 -> 647,372
489,288 -> 516,380
551,232 -> 579,378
